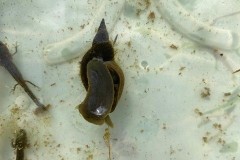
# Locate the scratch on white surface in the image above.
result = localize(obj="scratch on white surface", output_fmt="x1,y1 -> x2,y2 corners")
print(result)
153,0 -> 240,50
44,0 -> 125,64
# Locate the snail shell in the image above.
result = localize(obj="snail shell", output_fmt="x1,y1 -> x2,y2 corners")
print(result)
104,61 -> 124,112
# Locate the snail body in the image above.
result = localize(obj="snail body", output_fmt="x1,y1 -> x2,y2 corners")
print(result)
79,58 -> 114,126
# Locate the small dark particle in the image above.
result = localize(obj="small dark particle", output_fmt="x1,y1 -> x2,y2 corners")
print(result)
87,154 -> 93,160
170,44 -> 178,50
77,147 -> 81,152
194,108 -> 203,116
50,83 -> 56,86
136,9 -> 141,16
224,92 -> 231,96
148,11 -> 155,22
80,24 -> 85,29
217,138 -> 226,145
201,87 -> 210,98
169,146 -> 175,155
213,123 -> 222,131
145,0 -> 151,9
202,79 -> 206,84
202,137 -> 208,143
233,69 -> 240,74
179,67 -> 185,71
127,41 -> 131,48
68,27 -> 73,31
162,123 -> 167,130
178,67 -> 185,75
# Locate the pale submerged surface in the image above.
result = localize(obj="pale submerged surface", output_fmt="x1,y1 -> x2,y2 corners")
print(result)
0,0 -> 240,160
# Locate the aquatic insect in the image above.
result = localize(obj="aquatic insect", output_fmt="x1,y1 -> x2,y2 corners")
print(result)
11,129 -> 27,160
0,41 -> 49,113
78,19 -> 124,127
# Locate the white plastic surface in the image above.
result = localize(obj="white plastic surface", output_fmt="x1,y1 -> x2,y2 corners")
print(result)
0,0 -> 240,160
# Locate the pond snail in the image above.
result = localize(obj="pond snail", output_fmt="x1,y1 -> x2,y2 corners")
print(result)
78,19 -> 124,127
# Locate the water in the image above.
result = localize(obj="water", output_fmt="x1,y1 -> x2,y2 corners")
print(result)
0,0 -> 240,159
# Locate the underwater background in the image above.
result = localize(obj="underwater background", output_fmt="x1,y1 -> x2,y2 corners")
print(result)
0,0 -> 240,159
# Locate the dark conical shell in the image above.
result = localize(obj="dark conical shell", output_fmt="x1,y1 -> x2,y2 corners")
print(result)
92,19 -> 109,45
